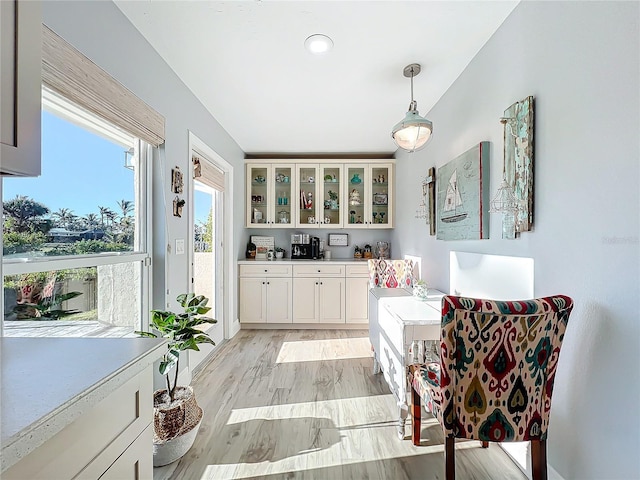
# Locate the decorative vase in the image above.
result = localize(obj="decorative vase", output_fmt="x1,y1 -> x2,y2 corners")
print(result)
413,283 -> 428,300
276,251 -> 284,259
350,173 -> 361,184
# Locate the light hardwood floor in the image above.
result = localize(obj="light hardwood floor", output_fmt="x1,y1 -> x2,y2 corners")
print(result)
155,329 -> 527,480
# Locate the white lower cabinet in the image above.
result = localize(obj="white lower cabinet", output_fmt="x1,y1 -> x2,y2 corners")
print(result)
3,366 -> 154,480
239,261 -> 367,327
345,264 -> 370,324
292,276 -> 345,323
293,264 -> 345,324
239,264 -> 293,323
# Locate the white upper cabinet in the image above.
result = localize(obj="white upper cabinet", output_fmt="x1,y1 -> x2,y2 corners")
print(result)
344,163 -> 394,228
246,160 -> 393,229
296,163 -> 344,228
246,163 -> 296,228
1,0 -> 41,176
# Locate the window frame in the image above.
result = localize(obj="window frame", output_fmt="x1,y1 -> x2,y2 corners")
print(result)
2,93 -> 153,334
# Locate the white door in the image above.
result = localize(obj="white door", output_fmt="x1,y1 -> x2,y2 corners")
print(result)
319,277 -> 345,323
293,277 -> 318,322
266,277 -> 293,323
239,277 -> 266,323
193,180 -> 224,347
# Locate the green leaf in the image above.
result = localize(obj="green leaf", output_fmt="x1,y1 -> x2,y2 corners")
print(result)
159,357 -> 177,375
134,330 -> 158,338
194,335 -> 215,346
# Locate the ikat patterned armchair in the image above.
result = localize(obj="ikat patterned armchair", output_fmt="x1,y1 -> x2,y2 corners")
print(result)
408,295 -> 573,480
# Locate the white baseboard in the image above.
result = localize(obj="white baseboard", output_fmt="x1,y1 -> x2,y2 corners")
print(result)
549,464 -> 565,480
229,318 -> 241,337
499,443 -> 565,480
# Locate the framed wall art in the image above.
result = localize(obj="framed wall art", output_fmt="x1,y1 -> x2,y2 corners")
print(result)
171,166 -> 184,194
503,95 -> 534,235
436,142 -> 490,241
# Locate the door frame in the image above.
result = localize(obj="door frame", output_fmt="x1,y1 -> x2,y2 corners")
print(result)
187,131 -> 235,341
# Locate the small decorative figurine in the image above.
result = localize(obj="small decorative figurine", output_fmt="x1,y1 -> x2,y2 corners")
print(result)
349,189 -> 361,206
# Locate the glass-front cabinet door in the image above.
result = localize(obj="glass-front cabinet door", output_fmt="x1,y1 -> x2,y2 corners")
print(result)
247,164 -> 269,227
345,165 -> 368,228
296,164 -> 319,227
319,164 -> 343,227
271,164 -> 295,228
369,163 -> 393,228
246,163 -> 295,228
344,163 -> 393,228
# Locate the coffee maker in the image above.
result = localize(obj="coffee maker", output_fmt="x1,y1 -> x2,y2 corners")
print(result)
291,234 -> 320,259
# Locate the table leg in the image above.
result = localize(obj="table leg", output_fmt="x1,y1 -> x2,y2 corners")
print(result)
372,356 -> 381,375
397,400 -> 409,439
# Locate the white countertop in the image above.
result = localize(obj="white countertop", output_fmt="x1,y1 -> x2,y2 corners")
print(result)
1,337 -> 166,472
238,258 -> 372,264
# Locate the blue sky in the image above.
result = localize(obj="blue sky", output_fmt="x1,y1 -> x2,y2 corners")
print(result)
3,111 -> 134,218
3,111 -> 212,225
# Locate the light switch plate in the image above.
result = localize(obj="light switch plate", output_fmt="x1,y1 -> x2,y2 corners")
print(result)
175,239 -> 185,255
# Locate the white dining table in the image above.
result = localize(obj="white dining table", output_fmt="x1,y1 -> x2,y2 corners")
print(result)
368,288 -> 445,439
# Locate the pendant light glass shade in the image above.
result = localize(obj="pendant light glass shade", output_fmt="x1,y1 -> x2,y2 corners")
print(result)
391,64 -> 433,153
489,178 -> 519,213
392,101 -> 433,152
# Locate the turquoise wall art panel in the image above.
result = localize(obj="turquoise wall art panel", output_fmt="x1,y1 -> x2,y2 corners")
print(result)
503,95 -> 534,237
436,142 -> 490,241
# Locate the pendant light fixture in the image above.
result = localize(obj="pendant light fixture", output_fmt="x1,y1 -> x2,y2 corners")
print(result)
391,63 -> 433,152
489,117 -> 519,215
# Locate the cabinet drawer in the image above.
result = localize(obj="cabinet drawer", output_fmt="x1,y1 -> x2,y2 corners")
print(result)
293,264 -> 345,277
4,367 -> 152,480
240,264 -> 292,277
346,263 -> 370,276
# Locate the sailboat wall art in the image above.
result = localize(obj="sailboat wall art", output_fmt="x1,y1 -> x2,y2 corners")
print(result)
436,142 -> 490,241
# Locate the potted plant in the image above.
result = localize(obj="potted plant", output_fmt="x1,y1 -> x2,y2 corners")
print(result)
135,293 -> 217,466
328,190 -> 339,209
274,246 -> 285,259
413,280 -> 428,300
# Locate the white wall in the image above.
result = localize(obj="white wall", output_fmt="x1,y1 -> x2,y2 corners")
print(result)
42,1 -> 245,375
392,2 -> 639,478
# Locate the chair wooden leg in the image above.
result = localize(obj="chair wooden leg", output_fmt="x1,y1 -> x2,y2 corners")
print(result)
531,439 -> 548,480
445,437 -> 455,480
410,384 -> 421,446
481,441 -> 489,448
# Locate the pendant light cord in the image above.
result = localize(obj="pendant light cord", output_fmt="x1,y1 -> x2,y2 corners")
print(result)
500,118 -> 507,178
410,68 -> 415,103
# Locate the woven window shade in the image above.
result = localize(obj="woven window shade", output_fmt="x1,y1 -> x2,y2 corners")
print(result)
193,155 -> 224,192
42,25 -> 165,147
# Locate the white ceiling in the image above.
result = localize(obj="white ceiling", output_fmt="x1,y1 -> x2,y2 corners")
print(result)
114,1 -> 518,155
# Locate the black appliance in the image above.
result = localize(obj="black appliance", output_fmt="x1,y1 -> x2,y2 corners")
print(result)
311,236 -> 320,259
291,233 -> 311,259
291,234 -> 321,259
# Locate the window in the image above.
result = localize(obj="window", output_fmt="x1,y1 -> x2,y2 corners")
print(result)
2,90 -> 151,337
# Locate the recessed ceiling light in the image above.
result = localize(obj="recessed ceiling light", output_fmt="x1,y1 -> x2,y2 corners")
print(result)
304,34 -> 333,55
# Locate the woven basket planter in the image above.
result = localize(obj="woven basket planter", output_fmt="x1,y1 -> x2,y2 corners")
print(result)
152,386 -> 203,466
